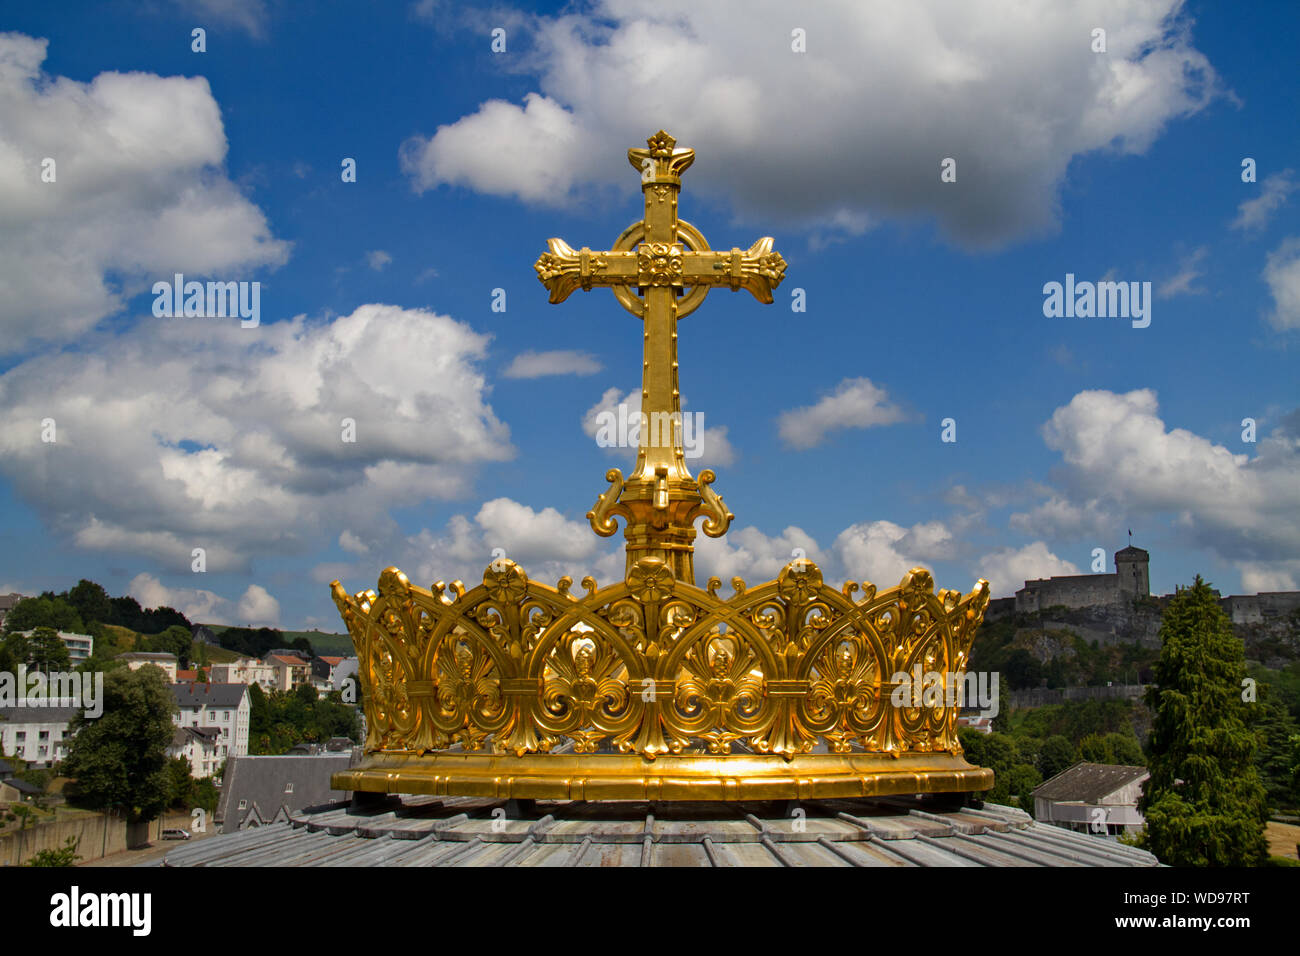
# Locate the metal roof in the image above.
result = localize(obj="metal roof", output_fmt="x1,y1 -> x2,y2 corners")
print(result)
170,682 -> 248,708
161,795 -> 1161,867
1032,763 -> 1148,803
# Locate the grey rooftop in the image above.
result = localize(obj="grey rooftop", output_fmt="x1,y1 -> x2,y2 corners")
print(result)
160,794 -> 1161,867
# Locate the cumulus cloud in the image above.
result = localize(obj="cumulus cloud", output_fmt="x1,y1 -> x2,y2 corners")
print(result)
777,378 -> 909,449
694,525 -> 823,584
582,387 -> 736,466
1012,389 -> 1300,586
977,542 -> 1081,598
1263,238 -> 1300,331
0,304 -> 512,571
395,498 -> 623,589
128,572 -> 280,626
1231,170 -> 1296,231
403,1 -> 1219,247
503,349 -> 602,378
0,33 -> 289,354
366,250 -> 393,271
832,519 -> 955,587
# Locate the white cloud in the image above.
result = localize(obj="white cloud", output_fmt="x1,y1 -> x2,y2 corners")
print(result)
694,525 -> 822,585
832,519 -> 955,587
1263,237 -> 1300,331
0,304 -> 512,571
169,1 -> 269,38
128,572 -> 280,626
1015,389 -> 1300,587
235,583 -> 280,626
366,250 -> 393,271
0,33 -> 290,354
1156,246 -> 1207,298
1239,562 -> 1300,593
777,377 -> 908,449
400,498 -> 624,590
582,387 -> 736,466
977,542 -> 1081,598
338,530 -> 368,555
1231,170 -> 1296,231
403,1 -> 1219,247
503,349 -> 602,378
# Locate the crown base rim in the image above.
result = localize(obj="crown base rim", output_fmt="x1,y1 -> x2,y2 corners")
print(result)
332,752 -> 993,802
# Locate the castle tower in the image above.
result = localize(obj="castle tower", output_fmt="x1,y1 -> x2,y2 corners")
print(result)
1115,545 -> 1149,597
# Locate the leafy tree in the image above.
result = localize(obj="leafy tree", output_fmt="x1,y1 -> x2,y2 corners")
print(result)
1245,684 -> 1300,811
1140,577 -> 1268,866
61,666 -> 177,823
3,597 -> 83,635
1079,733 -> 1110,763
1039,735 -> 1078,779
24,835 -> 80,867
26,626 -> 71,672
1105,732 -> 1145,766
64,580 -> 112,628
142,624 -> 194,668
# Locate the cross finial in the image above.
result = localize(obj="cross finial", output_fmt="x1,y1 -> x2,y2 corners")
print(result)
534,132 -> 786,584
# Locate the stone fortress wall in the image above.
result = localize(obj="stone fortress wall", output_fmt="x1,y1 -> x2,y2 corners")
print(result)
988,544 -> 1300,631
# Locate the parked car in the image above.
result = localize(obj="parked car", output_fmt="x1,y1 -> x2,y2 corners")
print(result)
160,828 -> 191,840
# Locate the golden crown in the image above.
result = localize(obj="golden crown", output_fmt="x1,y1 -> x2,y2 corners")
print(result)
330,132 -> 993,801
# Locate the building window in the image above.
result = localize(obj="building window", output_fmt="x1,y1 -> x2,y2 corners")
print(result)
238,799 -> 248,810
284,782 -> 294,793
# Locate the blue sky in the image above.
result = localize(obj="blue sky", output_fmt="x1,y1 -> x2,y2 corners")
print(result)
0,0 -> 1296,631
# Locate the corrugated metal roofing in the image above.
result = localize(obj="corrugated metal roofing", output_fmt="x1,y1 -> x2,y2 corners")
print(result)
1031,762 -> 1148,803
160,795 -> 1161,867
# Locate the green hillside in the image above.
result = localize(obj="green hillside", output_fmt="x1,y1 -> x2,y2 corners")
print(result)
201,625 -> 354,658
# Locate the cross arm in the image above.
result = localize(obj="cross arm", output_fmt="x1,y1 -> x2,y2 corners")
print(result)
533,239 -> 639,304
680,237 -> 787,303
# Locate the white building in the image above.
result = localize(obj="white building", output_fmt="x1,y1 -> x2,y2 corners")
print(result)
1031,762 -> 1149,837
167,726 -> 222,779
169,683 -> 250,777
120,651 -> 178,681
16,629 -> 93,664
0,702 -> 80,766
209,657 -> 276,690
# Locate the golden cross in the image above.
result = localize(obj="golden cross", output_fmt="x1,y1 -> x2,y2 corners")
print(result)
534,130 -> 787,585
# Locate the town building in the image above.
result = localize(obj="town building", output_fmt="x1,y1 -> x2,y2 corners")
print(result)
264,651 -> 311,691
1031,762 -> 1149,837
0,759 -> 42,804
119,651 -> 178,681
167,725 -> 222,778
14,629 -> 93,664
170,683 -> 250,774
0,703 -> 80,766
311,656 -> 348,693
0,593 -> 27,629
216,750 -> 357,831
209,656 -> 276,690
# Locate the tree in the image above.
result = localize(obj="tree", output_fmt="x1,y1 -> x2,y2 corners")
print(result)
24,835 -> 80,867
26,626 -> 71,672
1104,732 -> 1145,766
64,580 -> 111,628
1245,684 -> 1300,811
1140,576 -> 1269,866
61,666 -> 177,823
1039,735 -> 1078,780
3,596 -> 83,635
143,625 -> 194,668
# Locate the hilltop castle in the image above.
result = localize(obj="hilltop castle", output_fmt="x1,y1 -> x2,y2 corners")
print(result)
985,544 -> 1300,629
1014,546 -> 1151,614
